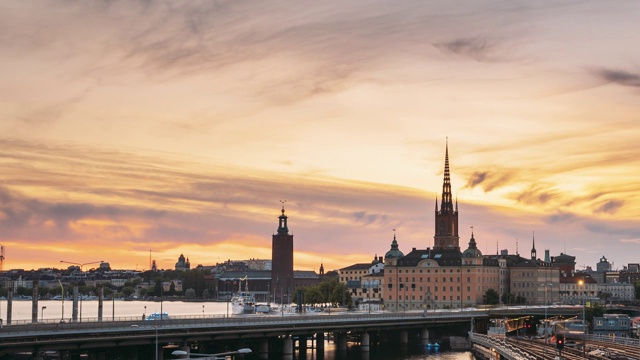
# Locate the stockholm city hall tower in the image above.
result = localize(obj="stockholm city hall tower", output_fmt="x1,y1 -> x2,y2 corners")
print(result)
434,141 -> 460,250
271,205 -> 293,303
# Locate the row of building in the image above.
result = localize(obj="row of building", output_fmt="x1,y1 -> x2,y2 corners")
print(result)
338,144 -> 637,311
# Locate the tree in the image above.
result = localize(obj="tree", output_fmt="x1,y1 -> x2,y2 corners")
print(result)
501,292 -> 516,305
304,287 -> 324,306
485,288 -> 500,305
184,288 -> 196,299
122,286 -> 135,298
202,289 -> 211,299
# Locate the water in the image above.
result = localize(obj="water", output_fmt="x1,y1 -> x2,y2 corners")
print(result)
0,299 -> 233,322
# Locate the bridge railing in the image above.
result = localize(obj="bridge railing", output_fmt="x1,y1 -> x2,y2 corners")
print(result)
0,311 -> 488,336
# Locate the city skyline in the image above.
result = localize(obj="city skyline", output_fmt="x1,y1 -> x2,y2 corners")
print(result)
1,1 -> 639,272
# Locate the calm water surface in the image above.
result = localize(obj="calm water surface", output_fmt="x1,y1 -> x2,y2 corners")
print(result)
1,299 -> 234,322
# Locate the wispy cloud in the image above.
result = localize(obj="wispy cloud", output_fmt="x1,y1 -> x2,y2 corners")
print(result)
592,68 -> 640,88
434,37 -> 505,62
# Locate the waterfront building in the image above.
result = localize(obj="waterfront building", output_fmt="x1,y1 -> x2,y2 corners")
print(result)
385,143 -> 501,310
339,255 -> 384,300
175,254 -> 191,271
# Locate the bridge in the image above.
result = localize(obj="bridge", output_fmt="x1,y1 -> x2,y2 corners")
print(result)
0,306 -> 586,360
0,311 -> 484,359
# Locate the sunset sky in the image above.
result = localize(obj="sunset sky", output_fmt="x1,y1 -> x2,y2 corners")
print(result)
1,1 -> 639,273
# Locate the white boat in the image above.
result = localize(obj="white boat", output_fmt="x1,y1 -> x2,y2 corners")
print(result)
230,276 -> 255,315
231,292 -> 256,315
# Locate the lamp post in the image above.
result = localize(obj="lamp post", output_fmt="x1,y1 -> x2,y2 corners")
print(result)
154,326 -> 158,360
60,260 -> 103,322
172,348 -> 252,359
57,280 -> 65,322
579,279 -> 586,357
41,306 -> 46,322
59,260 -> 103,274
540,283 -> 552,355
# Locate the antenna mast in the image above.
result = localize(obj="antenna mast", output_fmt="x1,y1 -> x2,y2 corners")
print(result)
0,245 -> 4,272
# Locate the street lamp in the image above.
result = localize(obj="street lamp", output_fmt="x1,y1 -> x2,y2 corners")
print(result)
60,260 -> 103,272
172,348 -> 252,359
41,306 -> 46,322
540,283 -> 552,355
578,279 -> 586,357
60,260 -> 103,322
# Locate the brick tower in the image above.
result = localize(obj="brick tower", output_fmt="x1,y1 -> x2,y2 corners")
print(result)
271,205 -> 294,304
434,140 -> 460,250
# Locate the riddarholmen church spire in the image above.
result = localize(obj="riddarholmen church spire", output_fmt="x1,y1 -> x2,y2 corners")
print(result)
434,139 -> 460,250
441,139 -> 453,213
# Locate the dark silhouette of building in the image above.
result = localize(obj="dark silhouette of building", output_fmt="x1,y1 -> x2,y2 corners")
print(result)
271,206 -> 293,303
434,140 -> 460,250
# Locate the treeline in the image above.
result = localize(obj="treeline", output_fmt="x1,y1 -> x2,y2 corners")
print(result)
291,279 -> 353,307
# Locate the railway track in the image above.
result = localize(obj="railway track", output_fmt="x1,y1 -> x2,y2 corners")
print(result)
505,337 -> 619,360
586,339 -> 640,360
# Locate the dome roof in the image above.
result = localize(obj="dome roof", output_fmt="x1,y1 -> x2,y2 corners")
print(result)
384,234 -> 404,260
462,232 -> 483,258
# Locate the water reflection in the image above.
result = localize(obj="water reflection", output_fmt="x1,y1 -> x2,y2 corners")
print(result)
297,340 -> 474,360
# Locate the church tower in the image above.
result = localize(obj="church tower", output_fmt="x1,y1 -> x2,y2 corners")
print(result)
434,140 -> 460,250
271,204 -> 294,303
531,233 -> 537,260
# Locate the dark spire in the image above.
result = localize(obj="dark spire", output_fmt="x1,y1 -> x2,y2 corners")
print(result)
440,138 -> 454,213
531,231 -> 537,260
435,194 -> 438,212
468,226 -> 477,249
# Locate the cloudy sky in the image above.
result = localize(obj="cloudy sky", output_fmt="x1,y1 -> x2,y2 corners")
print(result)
1,0 -> 639,272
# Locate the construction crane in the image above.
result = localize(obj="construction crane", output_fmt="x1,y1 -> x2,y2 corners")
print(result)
0,245 -> 5,272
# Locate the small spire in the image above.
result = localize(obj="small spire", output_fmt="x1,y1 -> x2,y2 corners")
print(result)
435,194 -> 438,212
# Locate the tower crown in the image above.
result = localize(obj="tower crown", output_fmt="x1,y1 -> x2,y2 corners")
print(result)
277,206 -> 289,235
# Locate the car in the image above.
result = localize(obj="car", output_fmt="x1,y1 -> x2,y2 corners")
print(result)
145,312 -> 170,321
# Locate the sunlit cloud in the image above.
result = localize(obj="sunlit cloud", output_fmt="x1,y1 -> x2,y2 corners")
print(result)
1,0 -> 639,272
